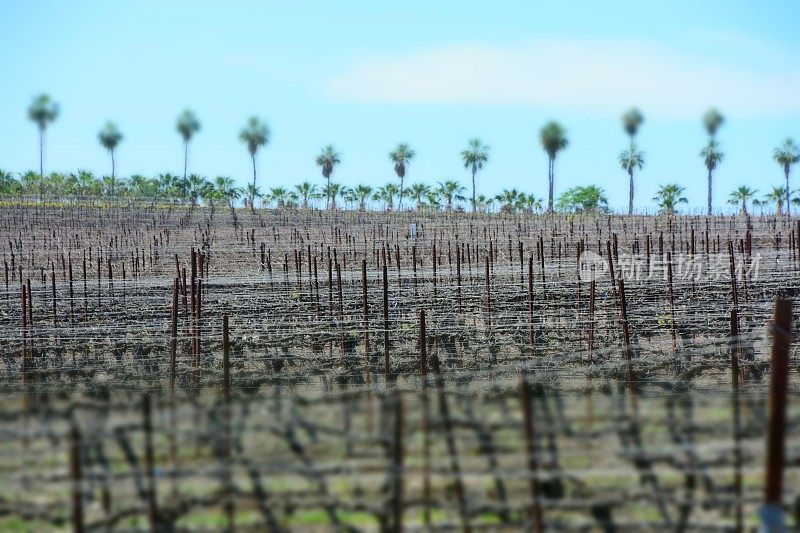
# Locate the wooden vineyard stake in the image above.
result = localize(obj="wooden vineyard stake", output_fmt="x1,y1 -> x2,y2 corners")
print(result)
528,256 -> 535,348
430,353 -> 471,533
383,259 -> 390,381
26,278 -> 33,330
666,251 -> 677,350
142,394 -> 159,532
223,315 -> 231,401
362,259 -> 371,378
727,240 -> 739,313
760,299 -> 792,530
68,255 -> 74,325
730,309 -> 743,533
432,242 -> 438,298
392,392 -> 404,532
420,309 -> 431,526
21,283 -> 28,380
588,272 -> 595,360
587,271 -> 596,429
170,277 -> 179,392
69,424 -> 84,533
456,245 -> 462,312
222,315 -> 235,531
484,255 -> 492,316
520,369 -> 544,533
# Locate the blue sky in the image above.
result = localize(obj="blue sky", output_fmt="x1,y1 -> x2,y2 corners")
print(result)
0,0 -> 798,212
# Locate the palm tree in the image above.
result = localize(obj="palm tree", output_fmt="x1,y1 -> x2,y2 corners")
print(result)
460,139 -> 489,212
653,184 -> 688,216
239,117 -> 270,203
156,173 -> 183,200
19,171 -> 42,196
390,144 -> 415,210
424,191 -> 441,210
129,174 -> 158,197
728,186 -> 757,216
213,176 -> 239,207
475,194 -> 494,213
703,108 -> 725,139
619,146 -> 645,215
619,108 -> 645,215
244,184 -> 263,209
286,191 -> 300,209
73,170 -> 96,196
267,186 -> 291,208
176,110 -> 201,180
98,122 -> 123,194
315,145 -> 341,209
28,94 -> 59,181
519,194 -> 543,214
495,189 -> 522,213
373,183 -> 399,211
186,174 -> 207,206
700,108 -> 725,215
353,185 -> 373,211
539,122 -> 568,213
773,138 -> 800,215
622,108 -> 644,144
294,181 -> 319,209
0,170 -> 16,196
200,180 -> 217,207
436,180 -> 466,211
700,140 -> 724,216
322,182 -> 344,210
764,186 -> 789,216
425,189 -> 442,211
407,182 -> 430,211
341,187 -> 358,210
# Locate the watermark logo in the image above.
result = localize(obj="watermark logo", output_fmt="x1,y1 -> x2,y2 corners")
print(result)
577,251 -> 761,282
578,250 -> 608,282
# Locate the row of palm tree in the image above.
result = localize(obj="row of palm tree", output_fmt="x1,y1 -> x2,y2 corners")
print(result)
23,94 -> 800,215
3,167 -> 792,218
726,185 -> 800,216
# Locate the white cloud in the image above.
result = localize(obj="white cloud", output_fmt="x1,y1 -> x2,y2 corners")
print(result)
325,39 -> 800,118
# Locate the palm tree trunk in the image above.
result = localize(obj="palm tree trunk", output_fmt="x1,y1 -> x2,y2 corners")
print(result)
471,170 -> 476,212
39,127 -> 44,178
547,158 -> 554,213
785,167 -> 791,216
111,150 -> 116,196
707,169 -> 713,216
251,153 -> 257,189
628,167 -> 634,215
399,177 -> 405,211
39,127 -> 44,197
326,177 -> 331,210
184,140 -> 189,181
250,153 -> 257,208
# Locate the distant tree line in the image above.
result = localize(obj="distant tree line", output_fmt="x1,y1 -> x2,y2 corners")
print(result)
4,94 -> 798,216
